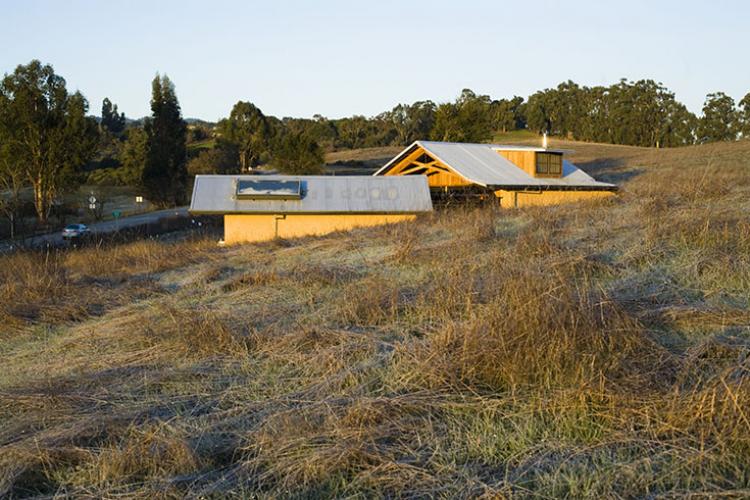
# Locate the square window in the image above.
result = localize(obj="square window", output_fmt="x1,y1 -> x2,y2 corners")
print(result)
536,153 -> 562,176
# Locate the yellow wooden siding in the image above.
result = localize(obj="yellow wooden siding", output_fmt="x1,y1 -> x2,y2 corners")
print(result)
224,213 -> 416,244
496,150 -> 537,177
426,170 -> 472,187
493,189 -> 615,208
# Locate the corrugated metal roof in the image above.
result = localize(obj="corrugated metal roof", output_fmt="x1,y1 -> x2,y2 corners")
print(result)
190,175 -> 433,214
374,141 -> 616,189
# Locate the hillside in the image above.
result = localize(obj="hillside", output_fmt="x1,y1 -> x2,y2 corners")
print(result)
1,139 -> 750,497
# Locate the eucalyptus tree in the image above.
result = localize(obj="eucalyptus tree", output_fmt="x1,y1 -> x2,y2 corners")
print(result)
697,92 -> 738,142
382,100 -> 436,145
0,60 -> 98,223
431,89 -> 493,143
217,101 -> 272,171
739,92 -> 750,138
0,117 -> 24,237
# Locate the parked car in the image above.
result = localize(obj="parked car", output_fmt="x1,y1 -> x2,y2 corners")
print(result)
62,223 -> 91,240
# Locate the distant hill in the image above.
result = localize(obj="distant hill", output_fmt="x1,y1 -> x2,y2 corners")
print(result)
185,118 -> 216,127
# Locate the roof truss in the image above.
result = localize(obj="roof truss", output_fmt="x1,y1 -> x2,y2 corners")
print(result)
385,146 -> 462,180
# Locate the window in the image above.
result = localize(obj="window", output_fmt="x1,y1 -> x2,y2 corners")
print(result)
236,179 -> 302,200
536,153 -> 562,176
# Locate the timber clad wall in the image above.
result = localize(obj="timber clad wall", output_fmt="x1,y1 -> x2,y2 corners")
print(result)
496,150 -> 537,177
493,189 -> 615,208
224,214 -> 416,244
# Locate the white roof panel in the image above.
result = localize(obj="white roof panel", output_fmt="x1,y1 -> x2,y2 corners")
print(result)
190,175 -> 433,214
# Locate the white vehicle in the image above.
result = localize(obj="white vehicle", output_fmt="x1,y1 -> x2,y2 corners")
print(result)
62,223 -> 91,240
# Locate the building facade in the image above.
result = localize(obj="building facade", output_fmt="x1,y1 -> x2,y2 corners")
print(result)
189,175 -> 433,244
374,141 -> 617,207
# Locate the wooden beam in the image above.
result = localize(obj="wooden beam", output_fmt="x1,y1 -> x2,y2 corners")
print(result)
400,164 -> 432,175
399,162 -> 452,177
411,160 -> 450,172
385,147 -> 428,175
384,146 -> 471,187
399,166 -> 428,175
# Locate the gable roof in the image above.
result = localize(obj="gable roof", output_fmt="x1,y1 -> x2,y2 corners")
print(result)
189,175 -> 433,215
374,141 -> 616,190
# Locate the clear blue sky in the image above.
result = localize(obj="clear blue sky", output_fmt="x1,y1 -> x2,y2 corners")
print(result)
2,0 -> 748,121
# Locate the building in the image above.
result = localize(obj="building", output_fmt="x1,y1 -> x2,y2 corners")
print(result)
189,175 -> 433,244
374,141 -> 617,207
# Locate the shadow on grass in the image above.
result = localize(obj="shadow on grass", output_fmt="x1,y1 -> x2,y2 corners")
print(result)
577,158 -> 645,184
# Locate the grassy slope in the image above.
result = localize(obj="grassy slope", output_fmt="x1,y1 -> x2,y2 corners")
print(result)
1,139 -> 750,497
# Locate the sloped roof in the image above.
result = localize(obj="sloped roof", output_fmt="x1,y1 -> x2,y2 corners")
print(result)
374,141 -> 616,190
189,175 -> 433,214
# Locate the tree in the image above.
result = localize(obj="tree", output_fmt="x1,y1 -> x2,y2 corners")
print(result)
0,134 -> 25,238
697,92 -> 738,142
525,79 -> 696,147
119,127 -> 148,185
187,145 -> 240,176
101,97 -> 126,134
142,74 -> 188,206
431,89 -> 493,143
492,96 -> 525,133
0,87 -> 25,237
739,92 -> 750,138
381,101 -> 436,145
186,125 -> 210,143
336,115 -> 370,149
217,101 -> 272,171
0,60 -> 99,223
271,132 -> 324,174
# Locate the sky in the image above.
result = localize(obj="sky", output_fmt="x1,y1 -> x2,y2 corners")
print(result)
2,0 -> 749,121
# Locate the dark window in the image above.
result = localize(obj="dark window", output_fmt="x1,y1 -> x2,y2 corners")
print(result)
536,153 -> 562,176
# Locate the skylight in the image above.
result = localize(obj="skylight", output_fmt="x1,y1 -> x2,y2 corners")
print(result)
236,179 -> 302,200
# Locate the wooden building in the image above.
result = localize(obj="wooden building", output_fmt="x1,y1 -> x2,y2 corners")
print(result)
189,175 -> 432,244
374,141 -> 617,207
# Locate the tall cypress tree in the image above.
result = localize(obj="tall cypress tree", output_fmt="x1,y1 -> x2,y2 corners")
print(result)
142,75 -> 187,206
101,97 -> 125,134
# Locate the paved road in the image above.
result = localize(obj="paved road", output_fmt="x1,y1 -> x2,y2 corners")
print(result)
0,206 -> 189,252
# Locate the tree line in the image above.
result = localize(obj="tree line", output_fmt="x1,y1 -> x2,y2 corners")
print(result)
0,61 -> 191,231
2,59 -> 750,233
278,82 -> 750,150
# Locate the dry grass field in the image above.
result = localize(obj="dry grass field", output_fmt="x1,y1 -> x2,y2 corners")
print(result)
1,139 -> 749,498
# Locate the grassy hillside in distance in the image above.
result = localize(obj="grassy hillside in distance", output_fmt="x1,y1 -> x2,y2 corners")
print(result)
1,139 -> 749,497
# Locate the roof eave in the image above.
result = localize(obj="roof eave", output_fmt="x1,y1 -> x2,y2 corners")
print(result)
188,210 -> 432,215
487,184 -> 618,192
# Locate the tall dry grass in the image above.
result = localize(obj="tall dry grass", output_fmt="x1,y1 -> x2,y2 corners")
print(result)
0,236 -> 219,333
1,140 -> 749,497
